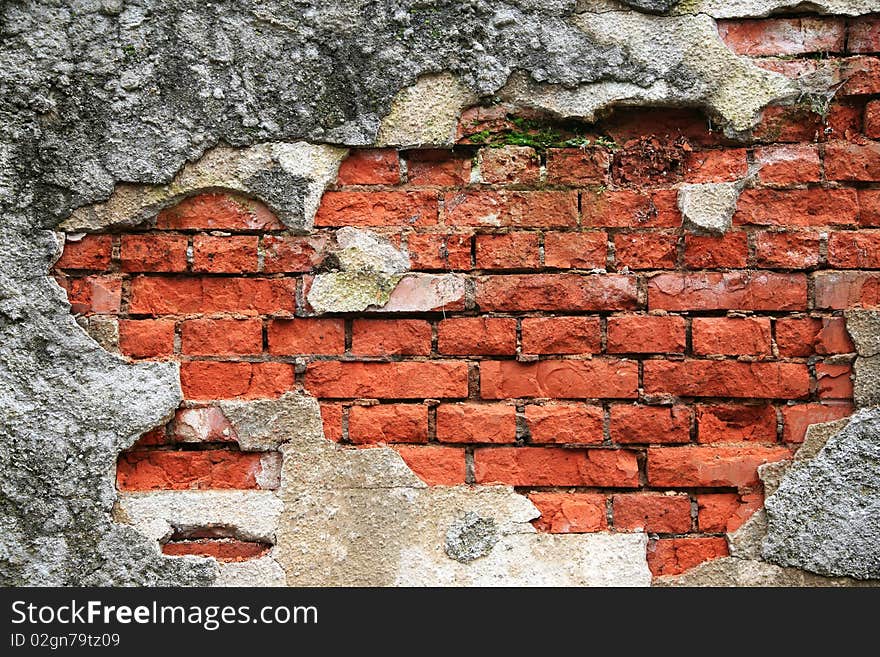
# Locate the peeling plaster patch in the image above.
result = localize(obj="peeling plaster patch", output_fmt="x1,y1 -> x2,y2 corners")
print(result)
678,183 -> 740,235
219,393 -> 325,452
215,555 -> 287,587
669,0 -> 876,18
76,315 -> 120,354
845,310 -> 880,408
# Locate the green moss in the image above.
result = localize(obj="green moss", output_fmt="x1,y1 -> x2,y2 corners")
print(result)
464,114 -> 617,153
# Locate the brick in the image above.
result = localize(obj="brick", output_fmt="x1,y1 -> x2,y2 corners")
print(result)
60,274 -> 122,314
394,446 -> 466,485
775,317 -> 821,357
476,274 -> 638,311
543,231 -> 608,269
683,233 -> 748,269
348,404 -> 428,444
717,17 -> 846,56
755,231 -> 820,269
643,360 -> 810,398
647,445 -> 792,487
117,449 -> 280,491
752,105 -> 826,143
171,407 -> 238,443
521,316 -> 601,354
305,361 -> 468,399
162,540 -> 270,561
606,314 -> 686,354
648,272 -> 807,311
582,189 -> 681,228
524,403 -> 604,444
181,318 -> 263,355
528,492 -> 608,533
647,537 -> 729,577
480,359 -> 639,400
118,319 -> 175,358
866,100 -> 880,139
267,319 -> 345,355
692,317 -> 772,356
828,231 -> 880,268
436,403 -> 517,443
192,235 -> 259,273
612,493 -> 692,533
696,404 -> 778,444
610,404 -> 692,445
475,232 -> 540,269
840,56 -> 880,95
755,144 -> 821,185
478,146 -> 540,184
262,235 -> 328,273
860,189 -> 880,226
697,493 -> 763,533
406,232 -> 472,270
444,191 -> 577,228
437,317 -> 516,356
320,403 -> 343,442
336,149 -> 400,185
156,193 -> 282,230
816,362 -> 853,399
683,149 -> 748,183
825,140 -> 880,181
129,277 -> 296,315
815,317 -> 855,354
315,191 -> 437,227
180,362 -> 295,400
602,107 -> 725,148
813,271 -> 880,309
827,101 -> 863,136
474,447 -> 639,487
545,148 -> 611,185
119,234 -> 188,272
406,150 -> 471,186
613,232 -> 678,270
611,137 -> 686,185
350,319 -> 432,356
56,234 -> 112,270
782,402 -> 854,443
848,16 -> 880,53
734,188 -> 858,227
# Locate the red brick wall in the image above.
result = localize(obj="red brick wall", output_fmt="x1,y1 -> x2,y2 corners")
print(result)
53,15 -> 880,577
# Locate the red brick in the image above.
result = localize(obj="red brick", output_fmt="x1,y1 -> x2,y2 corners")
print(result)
480,359 -> 639,400
336,149 -> 400,185
320,403 -> 343,442
350,319 -> 432,356
614,232 -> 678,269
866,100 -> 880,139
444,191 -> 577,228
129,277 -> 296,315
192,235 -> 259,273
648,537 -> 729,577
697,493 -> 763,533
683,149 -> 748,183
394,445 -> 466,485
647,445 -> 792,487
524,403 -> 604,444
119,234 -> 187,272
828,231 -> 880,268
348,404 -> 428,444
752,105 -> 826,143
825,140 -> 880,181
683,233 -> 748,269
118,319 -> 175,358
436,403 -> 517,444
261,235 -> 328,273
406,232 -> 472,270
406,150 -> 471,186
648,272 -> 807,311
610,404 -> 692,445
305,361 -> 468,399
528,492 -> 608,533
543,232 -> 607,269
848,17 -> 880,54
816,362 -> 853,399
860,189 -> 880,226
696,404 -> 778,444
117,449 -> 279,491
782,402 -> 854,443
170,406 -> 238,443
180,362 -> 295,400
755,144 -> 821,185
644,360 -> 810,399
813,271 -> 880,309
267,319 -> 344,355
56,234 -> 112,270
156,193 -> 282,231
613,493 -> 692,533
474,447 -> 639,487
181,318 -> 262,355
162,540 -> 270,562
775,317 -> 821,357
734,188 -> 859,227
476,274 -> 638,311
606,314 -> 686,354
437,317 -> 516,356
827,101 -> 864,136
315,191 -> 437,227
717,17 -> 846,55
611,137 -> 686,186
475,232 -> 540,269
60,274 -> 122,314
479,146 -> 540,184
755,231 -> 820,269
583,189 -> 681,228
692,317 -> 772,356
521,316 -> 601,354
840,56 -> 880,95
602,107 -> 725,148
545,148 -> 611,185
815,317 -> 856,354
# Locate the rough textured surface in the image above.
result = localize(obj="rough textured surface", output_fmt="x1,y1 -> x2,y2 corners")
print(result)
678,183 -> 741,235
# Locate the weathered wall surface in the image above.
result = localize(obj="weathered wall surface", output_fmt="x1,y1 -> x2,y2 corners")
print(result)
2,0 -> 880,586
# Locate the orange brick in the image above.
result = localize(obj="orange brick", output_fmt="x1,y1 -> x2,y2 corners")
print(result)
315,191 -> 437,227
524,403 -> 604,444
267,319 -> 345,355
697,492 -> 763,533
543,231 -> 608,269
475,232 -> 540,269
444,191 -> 577,228
351,319 -> 432,356
120,234 -> 188,272
647,445 -> 792,487
394,446 -> 466,485
476,274 -> 638,311
648,537 -> 729,576
348,404 -> 428,444
696,404 -> 778,444
437,317 -> 516,356
614,232 -> 678,270
692,317 -> 772,356
781,402 -> 854,443
528,492 -> 608,533
192,235 -> 259,273
606,315 -> 686,354
156,193 -> 283,230
56,234 -> 113,270
180,362 -> 295,400
181,318 -> 262,355
648,272 -> 807,311
474,447 -> 639,487
521,316 -> 601,354
436,403 -> 517,443
683,233 -> 748,269
480,359 -> 639,400
336,149 -> 400,185
613,493 -> 692,533
644,360 -> 809,399
305,361 -> 468,399
118,319 -> 175,358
